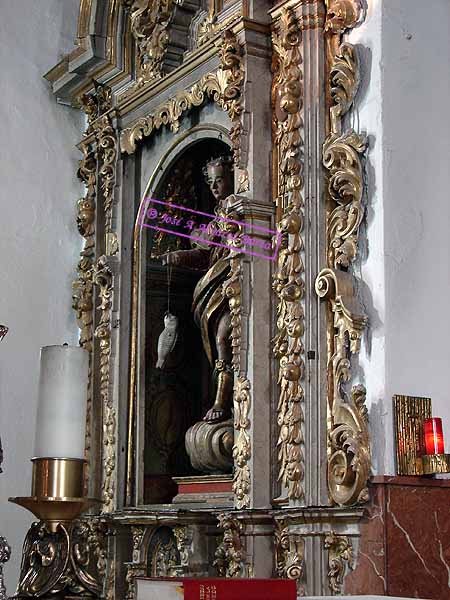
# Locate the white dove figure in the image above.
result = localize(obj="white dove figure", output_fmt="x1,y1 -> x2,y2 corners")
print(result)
156,313 -> 179,369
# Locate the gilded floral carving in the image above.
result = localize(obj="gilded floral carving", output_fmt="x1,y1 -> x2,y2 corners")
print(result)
173,526 -> 193,574
315,269 -> 369,505
122,0 -> 182,87
232,377 -> 251,509
131,526 -> 145,563
96,115 -> 119,256
80,82 -> 112,133
73,142 -> 97,481
324,44 -> 366,269
274,521 -> 305,595
324,0 -> 363,34
315,7 -> 371,505
93,256 -> 116,513
271,7 -> 305,502
324,531 -> 353,594
214,514 -> 245,578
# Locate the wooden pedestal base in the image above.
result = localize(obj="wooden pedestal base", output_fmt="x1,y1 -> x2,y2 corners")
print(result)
172,475 -> 233,507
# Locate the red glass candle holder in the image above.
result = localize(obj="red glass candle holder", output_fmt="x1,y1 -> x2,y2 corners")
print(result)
423,417 -> 445,455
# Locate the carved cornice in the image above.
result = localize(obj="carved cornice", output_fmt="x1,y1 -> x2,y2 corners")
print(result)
120,29 -> 244,164
274,521 -> 305,596
271,7 -> 305,502
44,1 -> 130,104
93,256 -> 116,513
324,530 -> 354,594
232,377 -> 251,509
214,514 -> 245,578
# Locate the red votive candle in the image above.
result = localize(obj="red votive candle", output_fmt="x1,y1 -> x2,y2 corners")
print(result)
423,418 -> 445,455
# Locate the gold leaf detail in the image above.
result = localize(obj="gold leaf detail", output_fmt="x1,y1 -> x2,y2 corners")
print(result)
271,7 -> 305,502
324,531 -> 354,594
120,30 -> 244,163
232,377 -> 251,509
93,256 -> 116,513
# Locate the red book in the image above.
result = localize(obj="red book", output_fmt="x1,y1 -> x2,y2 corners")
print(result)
136,577 -> 297,600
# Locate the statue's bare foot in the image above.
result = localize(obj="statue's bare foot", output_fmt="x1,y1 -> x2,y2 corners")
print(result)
203,406 -> 228,423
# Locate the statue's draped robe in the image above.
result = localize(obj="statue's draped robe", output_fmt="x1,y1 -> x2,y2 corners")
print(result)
191,204 -> 231,366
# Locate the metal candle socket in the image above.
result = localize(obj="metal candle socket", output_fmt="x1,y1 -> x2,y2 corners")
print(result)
9,457 -> 99,532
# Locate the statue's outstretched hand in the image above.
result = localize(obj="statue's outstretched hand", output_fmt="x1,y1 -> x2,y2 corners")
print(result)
161,251 -> 182,267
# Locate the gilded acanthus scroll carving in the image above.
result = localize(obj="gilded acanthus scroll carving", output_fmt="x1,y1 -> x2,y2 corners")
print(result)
271,8 -> 305,502
324,43 -> 365,269
274,521 -> 305,596
214,514 -> 245,578
324,0 -> 363,35
93,256 -> 116,513
324,530 -> 354,595
315,12 -> 370,506
122,0 -> 182,87
315,270 -> 369,505
97,115 -> 119,256
232,377 -> 251,509
80,82 -> 112,133
197,0 -> 226,47
73,142 -> 97,481
120,30 -> 244,162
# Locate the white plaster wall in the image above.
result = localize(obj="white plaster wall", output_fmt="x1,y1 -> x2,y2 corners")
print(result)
382,0 -> 450,453
347,0 -> 389,473
348,0 -> 450,474
0,0 -> 83,591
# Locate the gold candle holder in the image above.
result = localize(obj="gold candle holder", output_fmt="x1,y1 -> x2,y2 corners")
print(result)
422,453 -> 450,475
9,457 -> 99,532
9,458 -> 103,599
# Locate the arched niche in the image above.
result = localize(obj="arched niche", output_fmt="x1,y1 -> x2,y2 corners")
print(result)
131,127 -> 232,504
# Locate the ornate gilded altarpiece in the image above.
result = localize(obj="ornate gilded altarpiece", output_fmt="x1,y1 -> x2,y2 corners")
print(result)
23,0 -> 371,597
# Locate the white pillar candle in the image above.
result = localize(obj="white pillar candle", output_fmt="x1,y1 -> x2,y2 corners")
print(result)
34,345 -> 89,459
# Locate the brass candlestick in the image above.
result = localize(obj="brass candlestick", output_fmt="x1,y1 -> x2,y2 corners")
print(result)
9,457 -> 104,598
